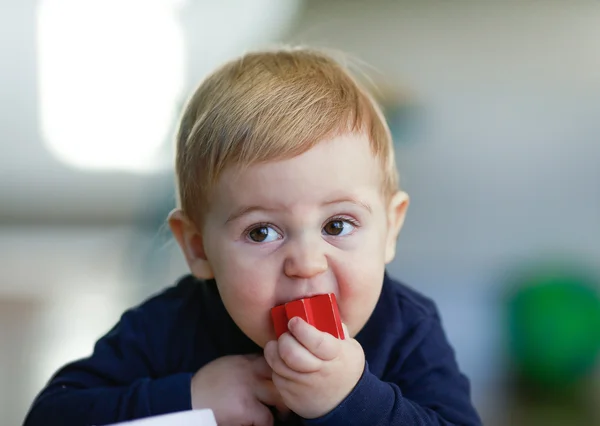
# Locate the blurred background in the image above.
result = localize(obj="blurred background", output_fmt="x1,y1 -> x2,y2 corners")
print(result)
2,0 -> 600,424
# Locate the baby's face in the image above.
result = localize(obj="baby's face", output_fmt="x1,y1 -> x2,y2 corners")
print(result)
201,133 -> 399,347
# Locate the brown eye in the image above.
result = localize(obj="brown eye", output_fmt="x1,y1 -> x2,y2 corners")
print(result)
247,225 -> 279,243
249,227 -> 268,242
323,220 -> 345,236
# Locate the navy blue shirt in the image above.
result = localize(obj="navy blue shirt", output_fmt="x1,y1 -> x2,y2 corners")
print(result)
24,274 -> 481,425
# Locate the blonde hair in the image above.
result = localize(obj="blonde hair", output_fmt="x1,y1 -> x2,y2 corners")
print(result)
175,46 -> 399,226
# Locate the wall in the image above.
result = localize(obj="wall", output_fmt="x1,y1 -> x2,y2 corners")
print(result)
286,0 -> 600,413
1,1 -> 599,424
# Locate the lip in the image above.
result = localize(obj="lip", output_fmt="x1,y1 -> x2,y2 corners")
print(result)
274,292 -> 334,307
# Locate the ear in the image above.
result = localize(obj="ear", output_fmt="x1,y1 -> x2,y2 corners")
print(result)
384,191 -> 409,264
168,208 -> 214,279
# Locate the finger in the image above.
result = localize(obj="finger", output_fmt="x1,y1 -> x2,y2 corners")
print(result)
264,340 -> 277,370
254,378 -> 289,418
287,317 -> 341,361
252,355 -> 274,379
247,399 -> 274,426
278,331 -> 322,373
264,340 -> 303,381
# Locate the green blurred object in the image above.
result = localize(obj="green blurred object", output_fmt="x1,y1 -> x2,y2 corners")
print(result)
507,264 -> 600,387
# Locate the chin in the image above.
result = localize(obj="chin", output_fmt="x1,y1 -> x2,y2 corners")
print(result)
245,327 -> 272,348
254,336 -> 270,348
347,312 -> 371,336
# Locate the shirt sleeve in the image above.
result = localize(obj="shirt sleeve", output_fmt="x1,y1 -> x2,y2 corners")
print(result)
23,298 -> 194,426
303,313 -> 482,426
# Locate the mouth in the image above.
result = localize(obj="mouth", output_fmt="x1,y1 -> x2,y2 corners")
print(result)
275,292 -> 333,307
271,292 -> 345,339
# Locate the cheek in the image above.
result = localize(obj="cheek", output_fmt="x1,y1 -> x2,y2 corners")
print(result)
332,227 -> 387,330
336,256 -> 384,301
209,243 -> 280,345
215,243 -> 276,282
213,256 -> 276,310
338,229 -> 387,285
336,263 -> 384,336
215,276 -> 277,346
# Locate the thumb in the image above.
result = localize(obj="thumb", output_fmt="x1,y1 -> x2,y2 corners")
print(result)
254,379 -> 288,417
247,400 -> 275,426
342,323 -> 350,340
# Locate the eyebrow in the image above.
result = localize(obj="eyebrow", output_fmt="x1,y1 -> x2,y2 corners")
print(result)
223,206 -> 269,224
225,197 -> 372,225
322,197 -> 373,213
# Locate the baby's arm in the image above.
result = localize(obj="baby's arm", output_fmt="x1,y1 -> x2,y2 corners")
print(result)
266,313 -> 482,426
23,293 -> 192,425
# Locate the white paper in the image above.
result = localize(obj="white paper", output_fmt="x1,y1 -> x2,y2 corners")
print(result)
106,409 -> 217,426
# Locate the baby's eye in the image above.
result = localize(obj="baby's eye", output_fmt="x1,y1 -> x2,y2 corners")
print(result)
322,219 -> 356,237
247,225 -> 280,243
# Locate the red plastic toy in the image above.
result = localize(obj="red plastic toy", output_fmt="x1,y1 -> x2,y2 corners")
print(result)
271,293 -> 345,339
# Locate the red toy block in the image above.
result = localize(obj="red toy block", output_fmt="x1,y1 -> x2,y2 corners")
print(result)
271,293 -> 345,340
285,298 -> 313,325
271,304 -> 288,339
310,294 -> 344,339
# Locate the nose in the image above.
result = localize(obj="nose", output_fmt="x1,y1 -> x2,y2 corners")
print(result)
283,235 -> 328,279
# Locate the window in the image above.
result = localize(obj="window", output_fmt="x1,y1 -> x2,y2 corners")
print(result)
37,0 -> 186,173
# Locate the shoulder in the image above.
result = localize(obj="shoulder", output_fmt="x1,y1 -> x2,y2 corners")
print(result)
109,275 -> 224,366
122,274 -> 221,330
383,273 -> 439,322
358,272 -> 442,346
132,274 -> 216,310
358,272 -> 446,376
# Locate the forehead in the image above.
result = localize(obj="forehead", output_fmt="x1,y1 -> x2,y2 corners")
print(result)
212,133 -> 383,211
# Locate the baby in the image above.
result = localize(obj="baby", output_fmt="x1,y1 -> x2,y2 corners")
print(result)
24,47 -> 482,425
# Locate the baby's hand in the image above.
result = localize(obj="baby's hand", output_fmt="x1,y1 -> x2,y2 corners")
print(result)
191,354 -> 288,426
264,317 -> 365,419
